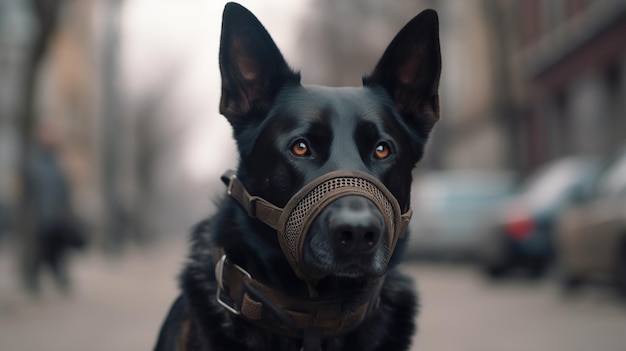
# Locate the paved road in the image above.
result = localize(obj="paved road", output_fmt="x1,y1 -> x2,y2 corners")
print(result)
412,264 -> 626,351
1,239 -> 626,351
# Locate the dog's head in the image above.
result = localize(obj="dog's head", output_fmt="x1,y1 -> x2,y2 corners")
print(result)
219,3 -> 440,281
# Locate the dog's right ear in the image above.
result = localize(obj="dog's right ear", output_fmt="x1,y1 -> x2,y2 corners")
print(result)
219,2 -> 300,128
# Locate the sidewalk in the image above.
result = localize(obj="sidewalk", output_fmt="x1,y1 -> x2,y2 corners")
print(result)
0,238 -> 186,351
2,238 -> 626,351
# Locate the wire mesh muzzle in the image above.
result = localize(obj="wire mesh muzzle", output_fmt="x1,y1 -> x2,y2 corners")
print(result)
276,170 -> 408,281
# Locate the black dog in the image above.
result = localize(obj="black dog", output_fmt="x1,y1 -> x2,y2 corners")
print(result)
155,3 -> 440,351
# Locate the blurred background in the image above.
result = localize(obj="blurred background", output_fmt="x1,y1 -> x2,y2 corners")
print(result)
1,0 -> 626,350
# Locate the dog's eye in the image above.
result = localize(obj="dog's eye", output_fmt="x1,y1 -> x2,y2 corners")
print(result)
374,142 -> 391,160
291,139 -> 310,157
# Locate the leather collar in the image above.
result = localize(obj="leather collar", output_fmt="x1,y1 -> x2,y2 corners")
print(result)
212,246 -> 383,343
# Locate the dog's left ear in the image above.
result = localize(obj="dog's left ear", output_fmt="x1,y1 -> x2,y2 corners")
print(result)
219,3 -> 300,128
364,9 -> 441,138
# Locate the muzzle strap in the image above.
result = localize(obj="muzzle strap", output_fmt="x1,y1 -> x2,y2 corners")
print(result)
221,170 -> 282,230
221,169 -> 413,281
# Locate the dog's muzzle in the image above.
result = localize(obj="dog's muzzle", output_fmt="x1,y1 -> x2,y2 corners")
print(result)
221,170 -> 412,281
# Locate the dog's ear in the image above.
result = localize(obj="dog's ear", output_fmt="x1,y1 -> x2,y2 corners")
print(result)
219,3 -> 300,127
364,9 -> 441,138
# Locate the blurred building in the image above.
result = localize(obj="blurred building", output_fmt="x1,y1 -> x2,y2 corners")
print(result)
512,0 -> 626,170
436,0 -> 626,174
299,0 -> 626,176
507,0 -> 626,167
299,0 -> 511,172
431,0 -> 511,172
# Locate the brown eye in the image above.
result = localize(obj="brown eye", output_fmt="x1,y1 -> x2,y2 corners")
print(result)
374,142 -> 391,159
291,140 -> 310,157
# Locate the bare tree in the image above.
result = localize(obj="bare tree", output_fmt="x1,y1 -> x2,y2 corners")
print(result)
99,0 -> 131,252
482,0 -> 522,174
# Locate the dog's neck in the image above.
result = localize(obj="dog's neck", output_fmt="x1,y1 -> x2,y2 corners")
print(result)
209,176 -> 389,351
210,245 -> 384,351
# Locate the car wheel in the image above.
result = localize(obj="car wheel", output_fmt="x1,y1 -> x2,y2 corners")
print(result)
529,261 -> 548,278
556,260 -> 582,294
483,259 -> 509,279
561,274 -> 583,294
481,235 -> 510,279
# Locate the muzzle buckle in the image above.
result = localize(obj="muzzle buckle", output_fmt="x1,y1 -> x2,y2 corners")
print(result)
225,172 -> 259,217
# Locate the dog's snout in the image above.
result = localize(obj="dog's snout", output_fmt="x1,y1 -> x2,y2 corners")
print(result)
329,196 -> 384,257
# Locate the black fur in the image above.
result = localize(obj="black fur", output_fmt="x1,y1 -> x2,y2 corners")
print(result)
155,3 -> 440,351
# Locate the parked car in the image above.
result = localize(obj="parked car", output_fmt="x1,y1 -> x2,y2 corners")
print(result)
478,157 -> 598,278
407,171 -> 514,261
556,145 -> 626,294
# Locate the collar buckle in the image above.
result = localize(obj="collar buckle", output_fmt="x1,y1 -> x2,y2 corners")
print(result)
215,254 -> 251,315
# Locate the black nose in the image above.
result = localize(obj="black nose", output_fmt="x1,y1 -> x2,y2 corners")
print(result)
329,196 -> 384,257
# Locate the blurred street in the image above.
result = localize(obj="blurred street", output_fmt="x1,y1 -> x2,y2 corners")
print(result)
0,240 -> 184,351
1,1 -> 626,350
2,238 -> 626,351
